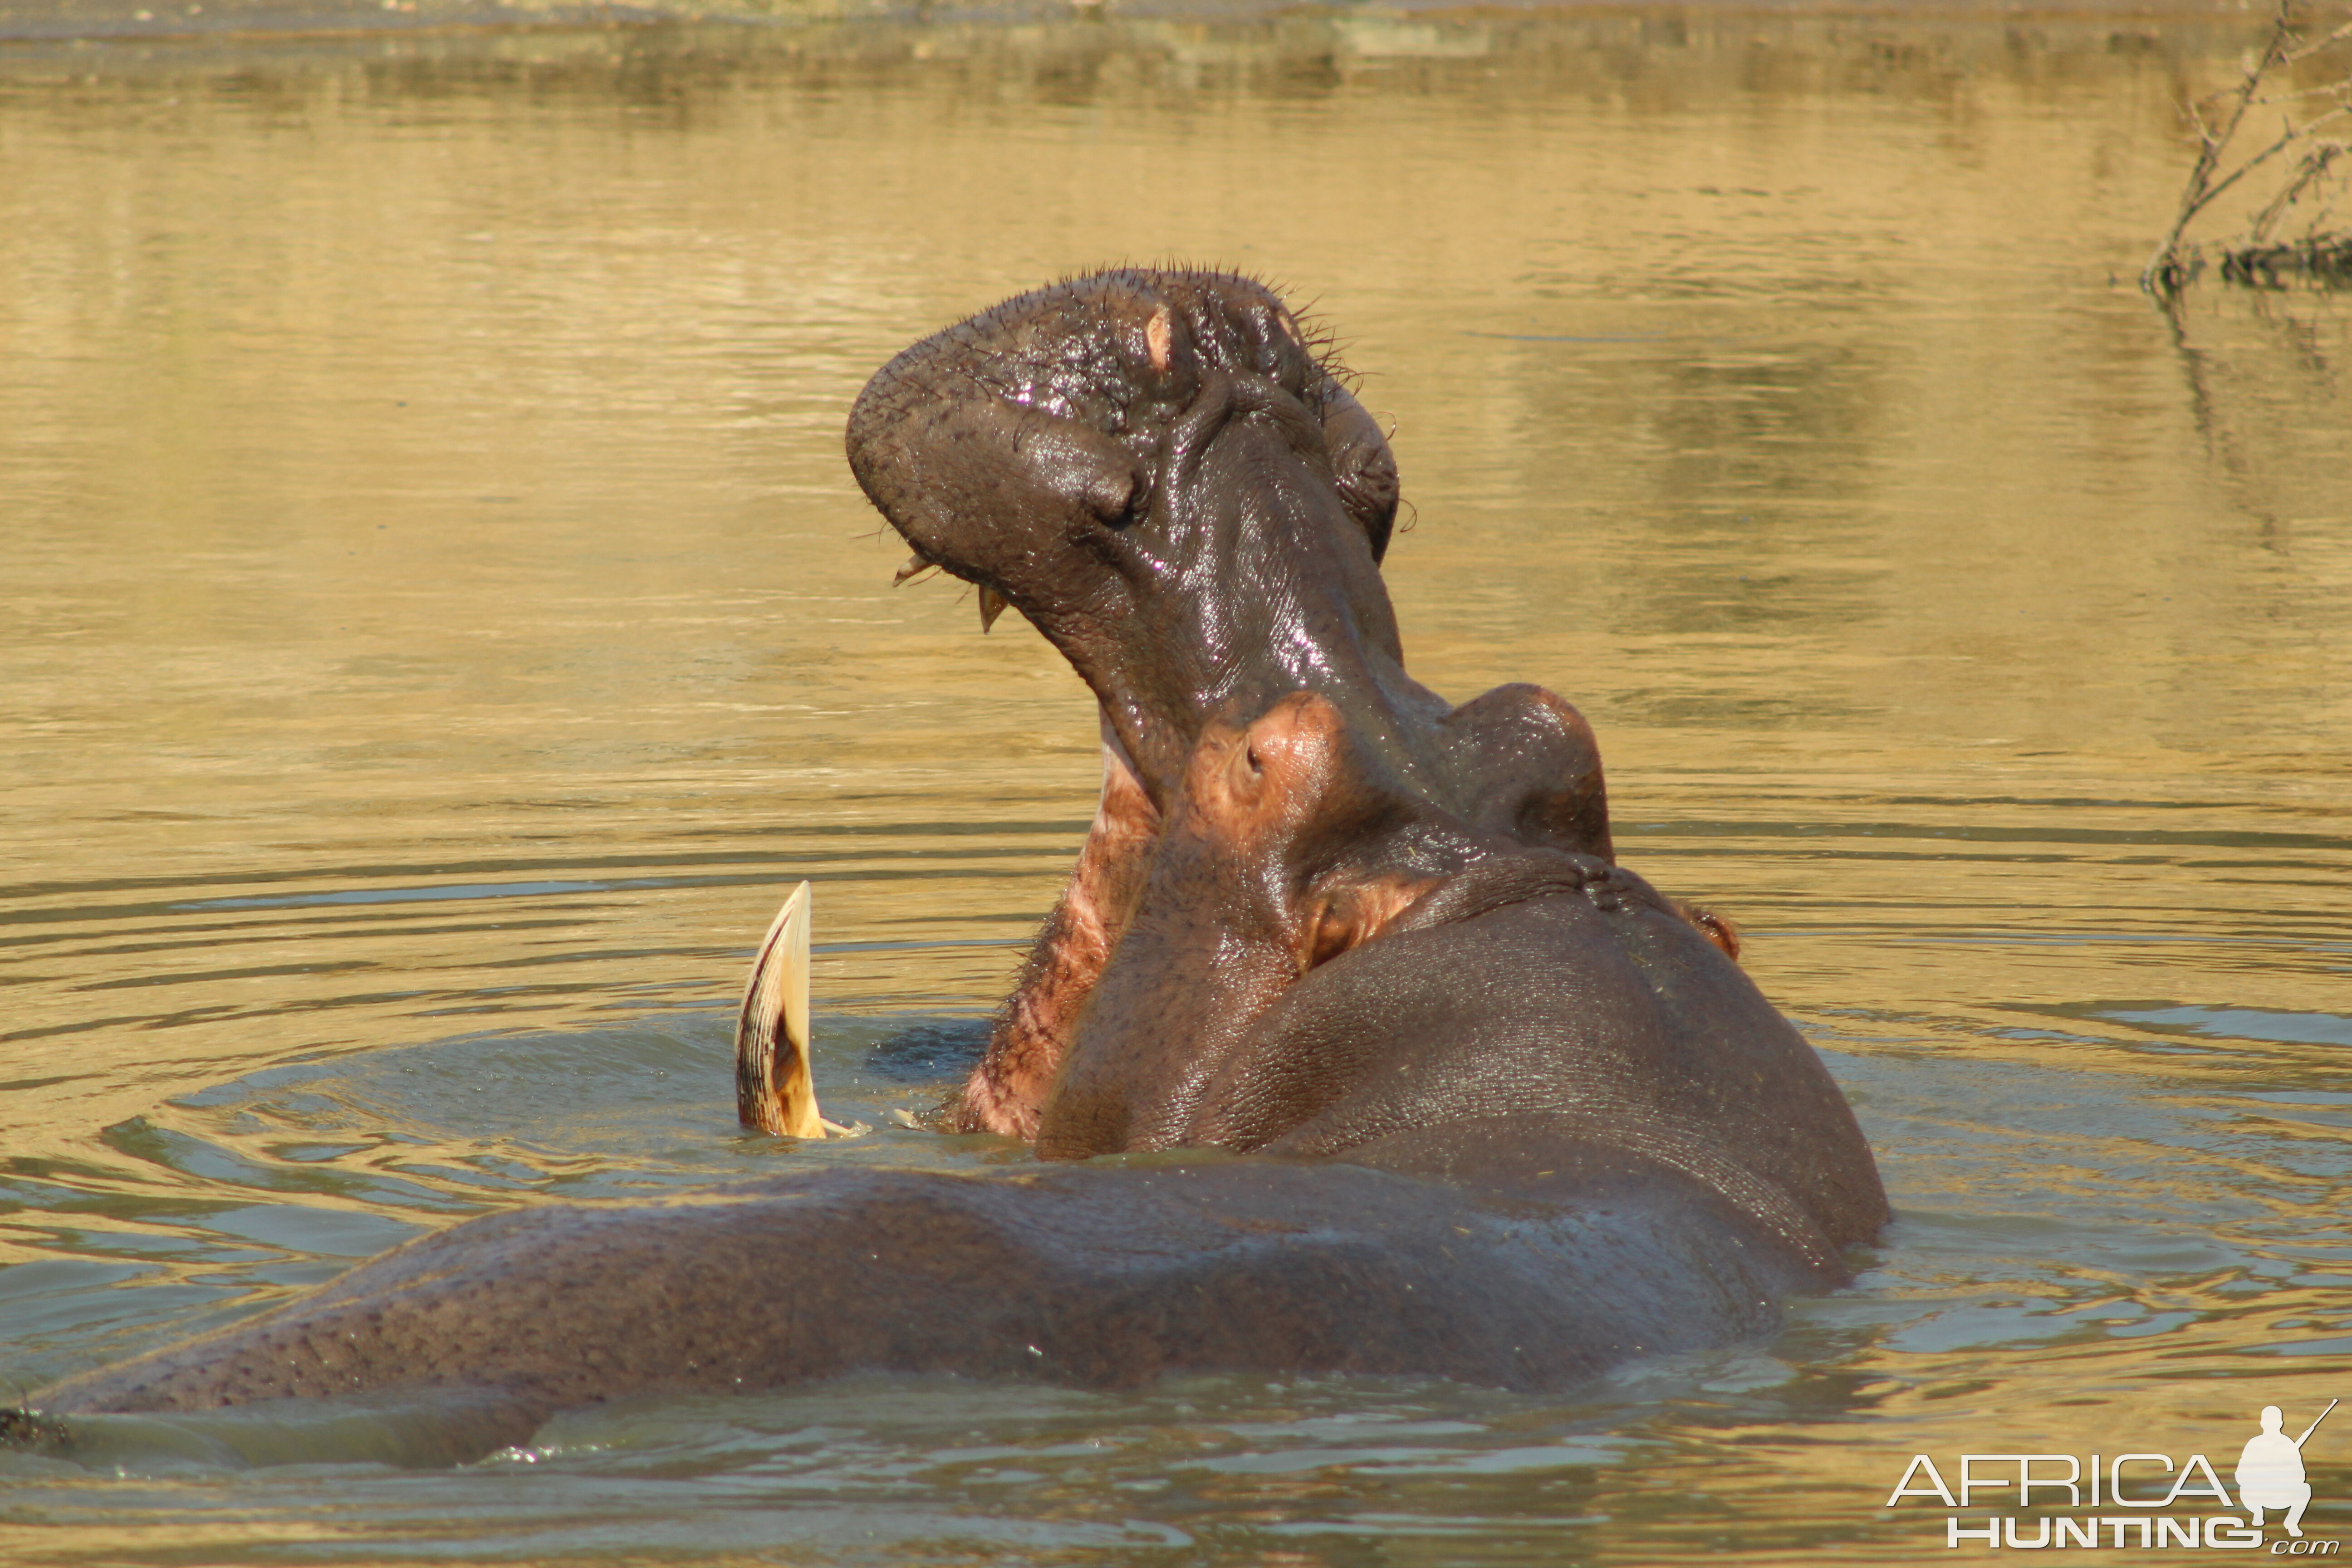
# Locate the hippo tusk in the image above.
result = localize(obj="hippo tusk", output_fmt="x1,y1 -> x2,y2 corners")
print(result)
735,882 -> 851,1138
978,585 -> 1010,633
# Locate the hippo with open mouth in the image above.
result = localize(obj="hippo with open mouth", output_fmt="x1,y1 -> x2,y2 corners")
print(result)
6,269 -> 1886,1463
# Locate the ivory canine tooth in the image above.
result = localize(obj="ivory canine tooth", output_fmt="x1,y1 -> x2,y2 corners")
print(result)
978,585 -> 1009,632
735,881 -> 825,1138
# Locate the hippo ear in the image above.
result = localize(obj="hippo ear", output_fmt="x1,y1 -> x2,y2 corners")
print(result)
1671,900 -> 1744,962
1294,871 -> 1441,973
1318,384 -> 1400,565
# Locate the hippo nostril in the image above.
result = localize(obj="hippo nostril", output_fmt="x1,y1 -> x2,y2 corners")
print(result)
1079,464 -> 1149,531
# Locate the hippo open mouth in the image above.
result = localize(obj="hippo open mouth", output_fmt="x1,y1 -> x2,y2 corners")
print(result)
848,269 -> 1619,1139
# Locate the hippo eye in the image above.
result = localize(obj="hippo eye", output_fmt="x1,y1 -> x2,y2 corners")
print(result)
1244,745 -> 1263,775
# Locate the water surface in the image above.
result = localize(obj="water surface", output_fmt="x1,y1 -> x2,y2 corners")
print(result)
2,9 -> 2349,1563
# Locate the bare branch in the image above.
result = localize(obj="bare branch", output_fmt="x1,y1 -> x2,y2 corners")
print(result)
2285,16 -> 2352,60
2245,142 -> 2345,243
2174,125 -> 2300,239
2145,0 -> 2352,294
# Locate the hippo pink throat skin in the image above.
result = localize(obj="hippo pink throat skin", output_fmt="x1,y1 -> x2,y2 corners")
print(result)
6,270 -> 1888,1465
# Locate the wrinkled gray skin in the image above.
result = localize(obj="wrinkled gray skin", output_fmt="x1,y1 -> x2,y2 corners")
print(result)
9,270 -> 1886,1465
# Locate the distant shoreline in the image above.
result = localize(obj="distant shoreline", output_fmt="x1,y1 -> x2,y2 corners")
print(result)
0,0 -> 2288,55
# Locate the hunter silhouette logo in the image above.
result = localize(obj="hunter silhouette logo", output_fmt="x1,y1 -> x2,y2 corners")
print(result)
1885,1397 -> 2338,1551
2239,1400 -> 2334,1539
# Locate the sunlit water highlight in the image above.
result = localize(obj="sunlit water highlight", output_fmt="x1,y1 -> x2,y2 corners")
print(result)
2,7 -> 2348,1562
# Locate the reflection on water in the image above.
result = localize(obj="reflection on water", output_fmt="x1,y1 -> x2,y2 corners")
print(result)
2,6 -> 2349,1563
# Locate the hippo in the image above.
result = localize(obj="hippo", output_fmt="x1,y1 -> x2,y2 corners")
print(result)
4,269 -> 1886,1463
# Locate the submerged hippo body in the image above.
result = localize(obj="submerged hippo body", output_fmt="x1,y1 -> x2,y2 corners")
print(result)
13,270 -> 1886,1461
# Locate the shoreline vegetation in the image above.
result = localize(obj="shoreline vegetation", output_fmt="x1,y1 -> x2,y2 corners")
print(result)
2143,0 -> 2352,291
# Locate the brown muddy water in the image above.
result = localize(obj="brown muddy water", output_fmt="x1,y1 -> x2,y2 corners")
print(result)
2,6 -> 2349,1563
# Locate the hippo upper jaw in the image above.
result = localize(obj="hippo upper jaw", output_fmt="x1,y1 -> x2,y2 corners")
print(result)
845,269 -> 1431,813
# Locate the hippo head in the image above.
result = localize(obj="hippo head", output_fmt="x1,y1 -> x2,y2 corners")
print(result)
847,270 -> 1412,807
1040,689 -> 1821,1208
848,270 -> 1617,1141
849,269 -> 1608,846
